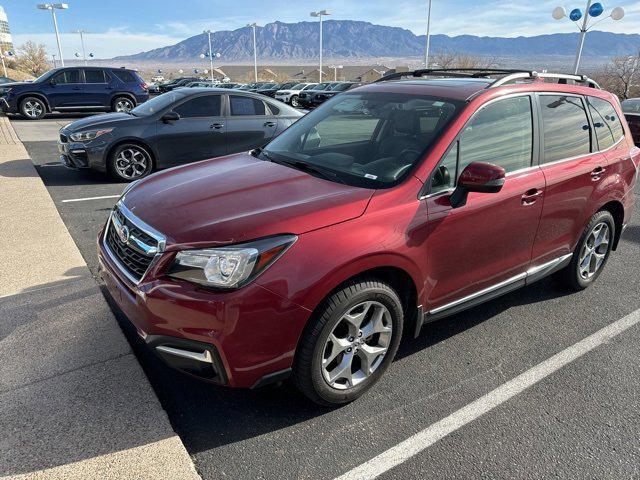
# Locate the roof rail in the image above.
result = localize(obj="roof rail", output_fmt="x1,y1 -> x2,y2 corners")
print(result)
375,68 -> 601,90
374,68 -> 524,83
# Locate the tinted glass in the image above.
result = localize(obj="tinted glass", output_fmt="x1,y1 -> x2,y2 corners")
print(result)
112,70 -> 136,83
264,92 -> 460,187
430,143 -> 458,193
84,70 -> 106,83
230,96 -> 266,115
459,96 -> 533,174
303,84 -> 318,90
266,103 -> 280,115
52,69 -> 81,84
333,83 -> 354,92
174,95 -> 221,117
588,97 -> 624,150
540,95 -> 591,163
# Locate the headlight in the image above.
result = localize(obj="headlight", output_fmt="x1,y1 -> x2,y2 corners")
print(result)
167,235 -> 297,289
0,87 -> 11,94
69,128 -> 114,142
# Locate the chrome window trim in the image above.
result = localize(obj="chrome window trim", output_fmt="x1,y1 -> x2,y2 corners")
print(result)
102,201 -> 166,285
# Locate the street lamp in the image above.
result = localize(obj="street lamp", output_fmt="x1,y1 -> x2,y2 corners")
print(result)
247,23 -> 258,82
71,29 -> 88,65
202,30 -> 218,83
37,3 -> 68,67
329,64 -> 343,81
310,9 -> 330,82
199,50 -> 220,82
425,0 -> 433,68
553,2 -> 624,74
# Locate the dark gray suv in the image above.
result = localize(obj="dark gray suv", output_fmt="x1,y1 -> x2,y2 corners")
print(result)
58,88 -> 303,180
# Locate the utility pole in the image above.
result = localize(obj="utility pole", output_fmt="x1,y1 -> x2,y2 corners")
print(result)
72,29 -> 88,65
247,23 -> 258,82
311,10 -> 330,82
425,0 -> 433,68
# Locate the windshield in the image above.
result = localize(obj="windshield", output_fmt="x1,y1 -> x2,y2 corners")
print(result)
291,83 -> 307,90
263,92 -> 461,188
332,83 -> 353,92
621,99 -> 640,114
131,91 -> 185,116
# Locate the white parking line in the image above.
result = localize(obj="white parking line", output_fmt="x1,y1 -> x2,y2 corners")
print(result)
38,163 -> 64,168
335,308 -> 640,480
61,195 -> 120,203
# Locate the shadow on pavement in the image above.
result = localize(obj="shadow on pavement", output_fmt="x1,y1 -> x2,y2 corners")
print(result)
0,158 -> 40,178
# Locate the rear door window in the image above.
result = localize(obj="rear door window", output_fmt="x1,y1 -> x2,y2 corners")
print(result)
230,95 -> 266,116
84,69 -> 107,83
587,97 -> 624,150
540,95 -> 591,163
173,95 -> 221,118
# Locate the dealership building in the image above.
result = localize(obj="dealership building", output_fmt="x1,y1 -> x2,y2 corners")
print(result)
0,5 -> 13,54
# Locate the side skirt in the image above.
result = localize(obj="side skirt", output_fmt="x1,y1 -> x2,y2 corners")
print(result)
414,253 -> 573,337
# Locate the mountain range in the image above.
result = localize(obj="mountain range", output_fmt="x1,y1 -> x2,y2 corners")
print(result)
114,20 -> 640,62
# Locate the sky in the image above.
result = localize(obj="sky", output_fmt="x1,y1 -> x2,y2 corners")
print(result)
2,0 -> 639,59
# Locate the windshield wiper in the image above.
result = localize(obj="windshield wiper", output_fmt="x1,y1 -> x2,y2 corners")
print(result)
262,152 -> 346,184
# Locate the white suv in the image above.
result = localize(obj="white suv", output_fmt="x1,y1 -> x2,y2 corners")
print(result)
275,83 -> 318,107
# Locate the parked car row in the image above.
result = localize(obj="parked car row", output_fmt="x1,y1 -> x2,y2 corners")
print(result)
297,81 -> 361,108
621,98 -> 640,146
95,68 -> 640,405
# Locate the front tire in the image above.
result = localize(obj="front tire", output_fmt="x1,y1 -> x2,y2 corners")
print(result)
560,210 -> 615,291
290,95 -> 300,108
112,96 -> 135,113
293,277 -> 404,406
108,143 -> 153,181
20,97 -> 46,120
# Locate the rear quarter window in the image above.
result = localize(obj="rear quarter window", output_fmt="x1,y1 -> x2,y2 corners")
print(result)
112,70 -> 137,83
587,96 -> 624,150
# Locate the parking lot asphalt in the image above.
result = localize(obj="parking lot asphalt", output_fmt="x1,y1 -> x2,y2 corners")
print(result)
11,113 -> 640,480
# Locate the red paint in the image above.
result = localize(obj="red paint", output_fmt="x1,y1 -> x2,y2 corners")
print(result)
98,80 -> 638,388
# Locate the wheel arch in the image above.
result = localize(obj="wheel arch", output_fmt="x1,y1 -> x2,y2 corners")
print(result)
16,93 -> 51,112
110,92 -> 137,108
599,200 -> 625,250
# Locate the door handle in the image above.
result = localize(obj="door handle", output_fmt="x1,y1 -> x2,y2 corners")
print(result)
590,166 -> 605,180
521,188 -> 543,205
210,123 -> 224,130
72,86 -> 82,90
263,121 -> 276,127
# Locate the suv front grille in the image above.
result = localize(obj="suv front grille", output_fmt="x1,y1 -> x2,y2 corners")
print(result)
104,205 -> 163,283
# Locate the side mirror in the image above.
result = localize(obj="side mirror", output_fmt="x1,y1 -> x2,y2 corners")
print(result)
161,111 -> 180,123
49,79 -> 57,86
450,161 -> 505,208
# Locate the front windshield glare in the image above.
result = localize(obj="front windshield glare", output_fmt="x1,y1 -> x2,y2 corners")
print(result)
131,92 -> 184,116
264,92 -> 460,187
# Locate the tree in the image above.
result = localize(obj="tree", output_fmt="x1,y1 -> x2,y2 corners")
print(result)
596,50 -> 640,100
430,51 -> 498,70
15,41 -> 49,77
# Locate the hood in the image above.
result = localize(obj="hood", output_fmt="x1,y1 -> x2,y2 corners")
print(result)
63,112 -> 136,132
1,81 -> 32,88
123,152 -> 374,248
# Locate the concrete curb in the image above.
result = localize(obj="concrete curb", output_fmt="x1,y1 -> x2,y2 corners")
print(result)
0,114 -> 201,480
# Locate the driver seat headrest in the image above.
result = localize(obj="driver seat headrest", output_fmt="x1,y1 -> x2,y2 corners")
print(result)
390,110 -> 420,136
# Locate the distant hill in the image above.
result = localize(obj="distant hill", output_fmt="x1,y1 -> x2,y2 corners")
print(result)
113,20 -> 640,62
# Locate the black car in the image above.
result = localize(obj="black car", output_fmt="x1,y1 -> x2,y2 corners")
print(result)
0,67 -> 149,120
310,82 -> 361,107
237,82 -> 266,92
256,82 -> 297,98
158,77 -> 199,93
57,88 -> 303,181
296,82 -> 340,108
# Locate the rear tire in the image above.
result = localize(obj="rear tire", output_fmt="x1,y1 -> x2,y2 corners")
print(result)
290,95 -> 300,108
111,96 -> 135,113
19,97 -> 46,120
293,277 -> 404,406
559,210 -> 615,291
108,143 -> 153,181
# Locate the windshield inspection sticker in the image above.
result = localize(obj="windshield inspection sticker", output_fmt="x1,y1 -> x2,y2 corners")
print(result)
364,173 -> 378,179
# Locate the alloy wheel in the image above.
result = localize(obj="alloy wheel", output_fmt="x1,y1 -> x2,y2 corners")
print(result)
578,222 -> 610,280
115,148 -> 149,179
115,98 -> 134,112
291,96 -> 299,107
24,101 -> 44,118
322,301 -> 392,390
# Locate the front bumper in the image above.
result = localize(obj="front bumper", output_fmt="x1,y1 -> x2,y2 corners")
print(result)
0,95 -> 17,113
275,95 -> 290,103
57,135 -> 108,171
97,225 -> 312,388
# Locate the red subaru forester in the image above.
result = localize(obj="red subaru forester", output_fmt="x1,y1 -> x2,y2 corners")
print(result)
98,69 -> 639,405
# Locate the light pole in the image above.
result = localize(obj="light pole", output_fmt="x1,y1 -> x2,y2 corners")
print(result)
51,53 -> 57,68
203,30 -> 215,83
552,2 -> 625,74
311,10 -> 330,82
329,64 -> 343,81
425,0 -> 433,68
37,3 -> 68,67
247,23 -> 258,82
72,29 -> 88,65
